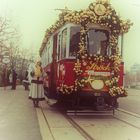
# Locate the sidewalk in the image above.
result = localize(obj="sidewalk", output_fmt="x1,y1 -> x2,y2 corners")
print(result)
0,85 -> 42,140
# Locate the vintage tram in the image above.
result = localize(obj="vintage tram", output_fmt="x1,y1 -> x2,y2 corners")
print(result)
40,0 -> 132,110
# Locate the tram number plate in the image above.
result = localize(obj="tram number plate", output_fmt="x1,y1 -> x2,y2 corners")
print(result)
94,93 -> 101,96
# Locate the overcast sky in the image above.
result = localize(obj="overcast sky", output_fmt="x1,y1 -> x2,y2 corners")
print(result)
0,0 -> 140,70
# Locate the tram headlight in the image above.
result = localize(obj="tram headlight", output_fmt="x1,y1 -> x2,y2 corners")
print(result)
90,80 -> 104,90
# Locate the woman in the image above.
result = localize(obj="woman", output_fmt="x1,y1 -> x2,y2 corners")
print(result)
29,61 -> 45,107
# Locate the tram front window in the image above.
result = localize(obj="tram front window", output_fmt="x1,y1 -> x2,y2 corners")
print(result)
87,29 -> 109,56
69,26 -> 80,57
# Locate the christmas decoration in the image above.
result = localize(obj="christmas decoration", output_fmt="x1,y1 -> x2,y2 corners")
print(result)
40,0 -> 132,96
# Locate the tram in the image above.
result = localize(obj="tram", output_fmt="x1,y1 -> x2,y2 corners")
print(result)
40,0 -> 132,110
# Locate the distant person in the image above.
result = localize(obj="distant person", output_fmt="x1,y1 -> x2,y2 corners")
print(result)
11,69 -> 17,90
23,70 -> 29,90
28,61 -> 45,107
9,73 -> 12,84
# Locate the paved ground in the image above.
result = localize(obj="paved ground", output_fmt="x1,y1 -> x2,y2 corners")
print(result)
0,85 -> 42,140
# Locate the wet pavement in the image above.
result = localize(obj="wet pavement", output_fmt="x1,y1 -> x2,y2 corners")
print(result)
0,86 -> 42,140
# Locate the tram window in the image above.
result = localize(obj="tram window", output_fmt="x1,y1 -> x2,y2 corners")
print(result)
41,52 -> 45,67
48,46 -> 52,63
58,34 -> 61,60
46,41 -> 53,64
45,46 -> 48,65
46,46 -> 49,64
61,29 -> 67,59
69,26 -> 80,57
87,29 -> 109,56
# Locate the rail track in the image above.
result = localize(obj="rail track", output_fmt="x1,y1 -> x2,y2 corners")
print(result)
62,107 -> 140,139
37,100 -> 140,140
114,108 -> 140,129
62,111 -> 95,140
65,108 -> 140,129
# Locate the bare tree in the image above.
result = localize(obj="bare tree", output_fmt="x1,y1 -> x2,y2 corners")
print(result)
0,16 -> 37,86
0,17 -> 19,45
9,45 -> 38,82
0,16 -> 20,86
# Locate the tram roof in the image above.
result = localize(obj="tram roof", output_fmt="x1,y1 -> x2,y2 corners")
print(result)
39,0 -> 132,55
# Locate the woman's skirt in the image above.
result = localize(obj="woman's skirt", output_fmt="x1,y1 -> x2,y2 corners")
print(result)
29,79 -> 45,101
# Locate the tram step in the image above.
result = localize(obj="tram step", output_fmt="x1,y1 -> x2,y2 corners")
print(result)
66,110 -> 114,116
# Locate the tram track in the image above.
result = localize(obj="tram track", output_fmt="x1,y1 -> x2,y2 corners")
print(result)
59,108 -> 118,140
114,115 -> 140,130
62,112 -> 95,140
38,101 -> 90,140
38,100 -> 140,140
62,108 -> 140,140
116,108 -> 140,118
65,108 -> 140,130
114,108 -> 140,130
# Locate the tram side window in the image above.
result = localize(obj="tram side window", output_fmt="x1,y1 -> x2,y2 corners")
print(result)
58,34 -> 61,60
69,26 -> 80,57
41,51 -> 45,67
45,46 -> 48,65
61,29 -> 67,59
45,41 -> 52,65
48,46 -> 51,63
87,29 -> 109,56
48,41 -> 53,63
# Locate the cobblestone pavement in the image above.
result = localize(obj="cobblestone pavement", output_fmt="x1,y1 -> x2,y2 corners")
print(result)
0,86 -> 42,140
